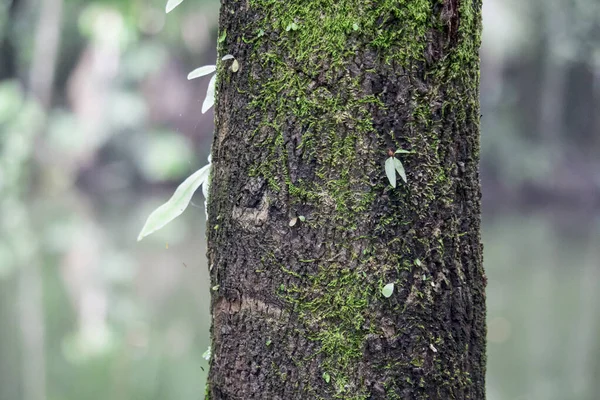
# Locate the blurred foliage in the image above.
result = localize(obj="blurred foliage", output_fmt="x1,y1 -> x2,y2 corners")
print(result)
1,0 -> 215,399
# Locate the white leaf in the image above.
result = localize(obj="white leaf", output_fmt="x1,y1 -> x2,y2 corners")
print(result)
385,157 -> 396,188
201,171 -> 211,217
187,65 -> 216,80
165,0 -> 184,13
201,156 -> 212,217
202,74 -> 216,114
221,54 -> 234,61
201,170 -> 210,200
392,158 -> 407,183
382,283 -> 394,298
137,164 -> 211,241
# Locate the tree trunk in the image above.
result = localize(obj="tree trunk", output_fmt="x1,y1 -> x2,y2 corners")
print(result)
206,0 -> 485,399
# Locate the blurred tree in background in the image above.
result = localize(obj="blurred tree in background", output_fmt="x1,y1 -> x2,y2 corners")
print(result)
480,0 -> 600,209
0,0 -> 599,399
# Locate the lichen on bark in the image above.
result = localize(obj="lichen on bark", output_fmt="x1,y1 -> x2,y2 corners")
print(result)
206,0 -> 485,398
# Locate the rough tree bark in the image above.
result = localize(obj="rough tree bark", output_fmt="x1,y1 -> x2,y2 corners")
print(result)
206,0 -> 485,399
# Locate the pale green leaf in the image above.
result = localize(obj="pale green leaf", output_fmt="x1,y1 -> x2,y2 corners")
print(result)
395,149 -> 411,154
382,283 -> 394,298
202,346 -> 211,360
393,158 -> 407,183
323,372 -> 330,383
231,59 -> 239,72
187,65 -> 216,80
298,215 -> 306,222
202,74 -> 216,114
137,164 -> 211,241
221,54 -> 234,61
352,23 -> 359,31
385,157 -> 396,188
218,30 -> 227,43
165,0 -> 184,13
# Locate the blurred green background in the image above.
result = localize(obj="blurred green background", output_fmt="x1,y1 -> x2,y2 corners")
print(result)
0,0 -> 598,399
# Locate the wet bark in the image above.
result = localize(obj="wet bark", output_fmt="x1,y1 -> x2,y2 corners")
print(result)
206,0 -> 485,399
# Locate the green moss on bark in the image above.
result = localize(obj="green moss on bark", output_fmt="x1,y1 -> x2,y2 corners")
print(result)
208,0 -> 484,398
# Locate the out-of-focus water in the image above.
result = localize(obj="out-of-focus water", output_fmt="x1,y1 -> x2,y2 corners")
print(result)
1,186 -> 598,400
484,211 -> 600,400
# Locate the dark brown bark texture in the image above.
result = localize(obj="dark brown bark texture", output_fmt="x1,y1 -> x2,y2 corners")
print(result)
206,0 -> 485,399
